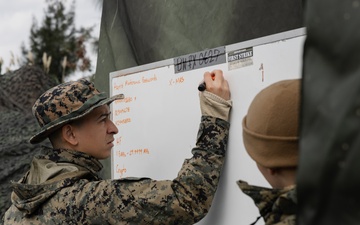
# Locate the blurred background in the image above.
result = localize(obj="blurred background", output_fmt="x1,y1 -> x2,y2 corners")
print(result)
0,0 -> 102,81
0,0 -> 104,220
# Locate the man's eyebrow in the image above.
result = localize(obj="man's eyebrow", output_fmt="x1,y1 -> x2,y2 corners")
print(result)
97,111 -> 111,120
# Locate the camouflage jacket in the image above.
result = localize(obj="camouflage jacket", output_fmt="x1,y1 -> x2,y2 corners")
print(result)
4,116 -> 229,225
237,181 -> 297,225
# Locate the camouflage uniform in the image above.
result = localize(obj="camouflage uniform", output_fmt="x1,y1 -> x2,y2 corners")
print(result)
4,116 -> 229,225
237,181 -> 297,225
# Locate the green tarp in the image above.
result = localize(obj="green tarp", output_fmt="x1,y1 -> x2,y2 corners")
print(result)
95,0 -> 303,94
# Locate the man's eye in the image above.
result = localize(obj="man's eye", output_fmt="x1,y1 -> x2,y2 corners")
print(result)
99,113 -> 111,122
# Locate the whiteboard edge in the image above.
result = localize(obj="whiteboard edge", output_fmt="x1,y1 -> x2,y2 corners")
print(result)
109,27 -> 306,82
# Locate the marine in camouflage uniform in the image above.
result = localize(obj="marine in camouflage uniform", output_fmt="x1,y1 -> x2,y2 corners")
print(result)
239,79 -> 300,225
238,181 -> 296,225
3,70 -> 232,225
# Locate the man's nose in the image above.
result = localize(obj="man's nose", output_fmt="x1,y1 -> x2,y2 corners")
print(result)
108,120 -> 118,134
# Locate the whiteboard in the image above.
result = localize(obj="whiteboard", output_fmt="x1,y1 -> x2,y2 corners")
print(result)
109,28 -> 305,225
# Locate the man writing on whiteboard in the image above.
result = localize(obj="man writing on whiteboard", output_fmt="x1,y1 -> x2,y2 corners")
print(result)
3,70 -> 232,224
238,79 -> 300,225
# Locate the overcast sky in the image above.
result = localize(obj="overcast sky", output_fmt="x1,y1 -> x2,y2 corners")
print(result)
0,0 -> 102,80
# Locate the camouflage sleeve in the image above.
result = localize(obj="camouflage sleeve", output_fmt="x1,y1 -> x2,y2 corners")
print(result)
79,116 -> 229,224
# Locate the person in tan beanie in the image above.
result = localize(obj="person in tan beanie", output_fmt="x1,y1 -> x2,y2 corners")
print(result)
237,79 -> 300,225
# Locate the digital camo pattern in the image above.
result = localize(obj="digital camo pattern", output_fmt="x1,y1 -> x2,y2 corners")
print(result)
3,116 -> 229,225
237,181 -> 297,225
0,65 -> 58,221
32,78 -> 102,128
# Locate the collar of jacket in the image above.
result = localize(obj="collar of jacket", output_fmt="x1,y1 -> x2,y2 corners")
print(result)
38,146 -> 103,176
237,180 -> 297,225
9,147 -> 103,215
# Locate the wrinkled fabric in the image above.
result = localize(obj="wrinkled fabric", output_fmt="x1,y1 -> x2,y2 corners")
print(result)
298,1 -> 360,225
4,116 -> 229,225
237,180 -> 297,225
94,0 -> 303,94
200,91 -> 232,122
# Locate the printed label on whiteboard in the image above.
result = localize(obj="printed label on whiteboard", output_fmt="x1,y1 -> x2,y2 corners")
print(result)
228,47 -> 253,71
174,46 -> 226,74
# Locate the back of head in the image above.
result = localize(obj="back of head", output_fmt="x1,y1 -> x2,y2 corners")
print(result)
242,79 -> 301,168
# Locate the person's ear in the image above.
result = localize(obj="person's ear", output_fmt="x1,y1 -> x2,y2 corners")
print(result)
61,124 -> 78,146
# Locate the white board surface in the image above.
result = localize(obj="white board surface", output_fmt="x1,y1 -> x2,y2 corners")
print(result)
110,28 -> 305,225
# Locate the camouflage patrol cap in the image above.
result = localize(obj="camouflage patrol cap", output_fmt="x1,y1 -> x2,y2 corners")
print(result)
30,78 -> 124,144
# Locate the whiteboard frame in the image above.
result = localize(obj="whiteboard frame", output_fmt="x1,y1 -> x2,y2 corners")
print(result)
108,27 -> 305,224
109,28 -> 306,179
110,27 -> 306,82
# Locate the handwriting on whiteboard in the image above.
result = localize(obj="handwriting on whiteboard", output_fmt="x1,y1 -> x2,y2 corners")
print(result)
112,71 -> 185,179
113,74 -> 158,90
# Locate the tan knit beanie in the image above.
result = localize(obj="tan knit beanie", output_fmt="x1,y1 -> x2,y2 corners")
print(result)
242,79 -> 300,168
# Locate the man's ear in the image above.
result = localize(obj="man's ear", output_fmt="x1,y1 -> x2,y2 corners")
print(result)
61,124 -> 78,146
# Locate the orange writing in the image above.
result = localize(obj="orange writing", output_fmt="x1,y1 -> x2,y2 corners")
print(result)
113,83 -> 124,90
116,136 -> 122,145
259,63 -> 265,82
169,76 -> 185,86
125,79 -> 141,86
114,74 -> 158,90
142,74 -> 157,83
115,118 -> 132,126
115,96 -> 135,104
129,148 -> 150,156
115,150 -> 127,157
115,148 -> 150,158
115,107 -> 130,116
116,164 -> 127,178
